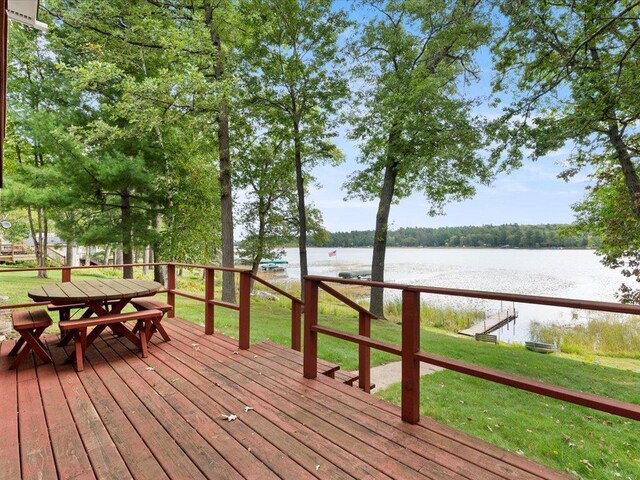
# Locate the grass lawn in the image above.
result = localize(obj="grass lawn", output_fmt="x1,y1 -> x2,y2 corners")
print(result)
1,268 -> 639,479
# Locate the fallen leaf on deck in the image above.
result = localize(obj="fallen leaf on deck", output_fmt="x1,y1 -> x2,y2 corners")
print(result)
315,465 -> 320,471
145,367 -> 155,371
221,414 -> 238,422
244,406 -> 254,413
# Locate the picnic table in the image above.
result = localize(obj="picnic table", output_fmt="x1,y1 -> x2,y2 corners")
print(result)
27,279 -> 165,369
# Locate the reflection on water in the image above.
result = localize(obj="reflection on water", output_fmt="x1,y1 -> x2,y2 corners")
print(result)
281,247 -> 622,343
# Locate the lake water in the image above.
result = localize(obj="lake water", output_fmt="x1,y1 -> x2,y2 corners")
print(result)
279,247 -> 624,343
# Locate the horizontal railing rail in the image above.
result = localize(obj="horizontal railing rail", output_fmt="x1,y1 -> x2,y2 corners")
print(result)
0,261 -> 303,351
303,275 -> 640,423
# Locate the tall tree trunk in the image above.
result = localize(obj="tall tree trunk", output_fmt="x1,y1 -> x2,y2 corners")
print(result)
607,123 -> 640,220
205,5 -> 236,304
152,215 -> 166,285
250,203 -> 268,290
26,205 -> 47,278
370,133 -> 400,318
42,207 -> 48,276
121,190 -> 134,278
115,245 -> 123,265
103,244 -> 112,265
65,242 -> 73,267
143,246 -> 150,274
293,121 -> 308,301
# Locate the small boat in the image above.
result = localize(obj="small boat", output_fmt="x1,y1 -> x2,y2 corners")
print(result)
525,341 -> 557,353
338,270 -> 371,280
260,259 -> 289,265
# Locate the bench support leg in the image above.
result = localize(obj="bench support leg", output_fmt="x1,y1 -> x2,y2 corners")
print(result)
10,327 -> 51,370
8,337 -> 25,356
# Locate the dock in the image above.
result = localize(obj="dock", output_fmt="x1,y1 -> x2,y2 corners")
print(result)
458,308 -> 518,337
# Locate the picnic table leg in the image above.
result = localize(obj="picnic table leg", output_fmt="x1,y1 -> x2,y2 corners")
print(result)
139,322 -> 149,358
58,307 -> 95,347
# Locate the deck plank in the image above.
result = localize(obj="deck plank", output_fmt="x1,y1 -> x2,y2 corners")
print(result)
101,335 -> 320,480
92,335 -> 269,480
0,341 -> 21,479
169,319 -> 572,480
17,352 -> 58,480
54,345 -> 170,480
138,337 -> 389,480
37,346 -> 96,480
76,346 -> 209,480
48,342 -> 134,480
160,324 -> 468,480
0,317 -> 574,480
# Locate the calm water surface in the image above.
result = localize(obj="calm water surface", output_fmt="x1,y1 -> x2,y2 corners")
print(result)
280,248 -> 623,343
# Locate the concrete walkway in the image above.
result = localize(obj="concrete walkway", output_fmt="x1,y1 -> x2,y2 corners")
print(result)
351,361 -> 444,393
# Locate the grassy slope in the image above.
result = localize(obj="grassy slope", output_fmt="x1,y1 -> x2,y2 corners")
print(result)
1,269 -> 639,479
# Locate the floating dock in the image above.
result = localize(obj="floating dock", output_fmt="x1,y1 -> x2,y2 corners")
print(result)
458,308 -> 518,337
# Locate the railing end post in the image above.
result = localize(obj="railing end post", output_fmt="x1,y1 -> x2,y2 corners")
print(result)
204,267 -> 215,335
291,300 -> 302,352
61,267 -> 72,283
303,279 -> 319,379
167,263 -> 176,318
401,289 -> 421,424
358,311 -> 371,393
238,271 -> 251,349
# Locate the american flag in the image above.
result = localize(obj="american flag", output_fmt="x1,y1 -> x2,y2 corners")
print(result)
328,250 -> 337,257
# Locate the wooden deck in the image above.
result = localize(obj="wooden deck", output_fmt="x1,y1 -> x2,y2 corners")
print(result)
0,317 -> 572,480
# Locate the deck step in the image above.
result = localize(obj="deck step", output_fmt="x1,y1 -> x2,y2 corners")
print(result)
260,340 -> 367,387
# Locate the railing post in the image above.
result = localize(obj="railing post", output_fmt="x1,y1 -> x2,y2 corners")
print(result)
358,311 -> 371,393
291,300 -> 302,351
401,289 -> 421,424
238,271 -> 251,349
167,263 -> 176,318
204,267 -> 215,335
303,278 -> 319,379
61,267 -> 72,283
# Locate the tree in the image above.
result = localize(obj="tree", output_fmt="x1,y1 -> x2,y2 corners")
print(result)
241,0 -> 349,299
235,136 -> 297,277
42,0 -> 229,280
346,0 -> 494,317
493,0 -> 640,300
2,23 -> 84,277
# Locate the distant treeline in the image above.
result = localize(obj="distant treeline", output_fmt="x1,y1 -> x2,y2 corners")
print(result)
313,224 -> 599,249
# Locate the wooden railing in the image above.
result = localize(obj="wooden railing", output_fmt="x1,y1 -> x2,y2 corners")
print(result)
302,275 -> 640,424
0,261 -> 303,351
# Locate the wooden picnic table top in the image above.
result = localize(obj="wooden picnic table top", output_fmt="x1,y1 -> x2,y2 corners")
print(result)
27,279 -> 162,304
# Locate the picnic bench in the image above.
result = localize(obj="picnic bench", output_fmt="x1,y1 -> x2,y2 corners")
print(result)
130,297 -> 172,342
59,309 -> 163,371
23,279 -> 166,371
8,309 -> 53,369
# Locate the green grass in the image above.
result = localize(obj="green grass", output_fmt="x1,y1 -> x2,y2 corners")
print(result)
1,268 -> 639,479
531,315 -> 640,359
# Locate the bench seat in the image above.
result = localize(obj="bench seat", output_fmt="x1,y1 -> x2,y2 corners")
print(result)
12,309 -> 53,330
9,310 -> 53,369
131,297 -> 172,313
60,309 -> 164,372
